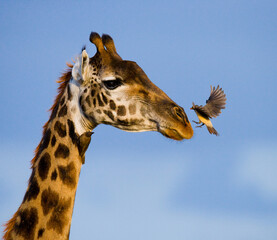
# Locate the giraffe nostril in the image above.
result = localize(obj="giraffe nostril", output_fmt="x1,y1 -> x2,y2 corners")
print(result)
173,106 -> 189,125
173,107 -> 184,120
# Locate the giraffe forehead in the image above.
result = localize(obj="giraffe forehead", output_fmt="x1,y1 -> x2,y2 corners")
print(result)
95,59 -> 142,80
86,57 -> 155,94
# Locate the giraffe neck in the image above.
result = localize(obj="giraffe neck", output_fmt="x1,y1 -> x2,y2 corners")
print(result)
4,78 -> 94,240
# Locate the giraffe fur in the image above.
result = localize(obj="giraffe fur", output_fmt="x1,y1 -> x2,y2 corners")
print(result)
4,32 -> 193,240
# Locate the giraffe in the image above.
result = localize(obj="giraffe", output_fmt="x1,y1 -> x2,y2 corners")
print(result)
3,32 -> 193,240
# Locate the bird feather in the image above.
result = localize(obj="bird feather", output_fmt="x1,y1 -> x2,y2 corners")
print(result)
202,85 -> 226,118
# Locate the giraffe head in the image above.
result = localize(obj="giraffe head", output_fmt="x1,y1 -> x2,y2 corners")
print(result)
72,32 -> 193,140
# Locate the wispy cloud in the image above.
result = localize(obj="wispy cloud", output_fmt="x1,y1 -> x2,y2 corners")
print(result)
71,151 -> 277,240
2,143 -> 277,240
235,142 -> 277,200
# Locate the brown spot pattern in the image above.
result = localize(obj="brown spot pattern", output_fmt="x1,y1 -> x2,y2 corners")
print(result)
67,119 -> 78,145
51,169 -> 58,181
14,207 -> 38,240
67,84 -> 72,101
91,89 -> 95,97
104,110 -> 114,121
41,188 -> 59,216
109,100 -> 116,110
140,107 -> 147,117
85,96 -> 91,107
58,162 -> 77,189
117,119 -> 129,126
38,153 -> 51,181
60,97 -> 65,106
23,176 -> 40,203
47,197 -> 72,234
50,104 -> 59,121
129,104 -> 136,115
51,135 -> 56,147
37,228 -> 45,238
130,118 -> 145,125
38,129 -> 51,155
97,94 -> 104,106
54,144 -> 70,158
101,93 -> 108,104
54,121 -> 67,138
58,105 -> 67,117
81,103 -> 86,112
117,105 -> 126,116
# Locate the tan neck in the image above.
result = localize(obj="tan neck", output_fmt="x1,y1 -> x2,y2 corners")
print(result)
4,83 -> 93,240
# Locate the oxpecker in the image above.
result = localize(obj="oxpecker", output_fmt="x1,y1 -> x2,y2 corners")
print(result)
191,85 -> 226,136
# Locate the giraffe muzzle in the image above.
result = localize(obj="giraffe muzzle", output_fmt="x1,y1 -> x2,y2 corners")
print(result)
151,106 -> 194,140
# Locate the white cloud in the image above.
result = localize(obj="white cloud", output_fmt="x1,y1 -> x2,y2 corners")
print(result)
71,152 -> 277,240
235,142 -> 277,200
2,143 -> 277,240
71,205 -> 277,240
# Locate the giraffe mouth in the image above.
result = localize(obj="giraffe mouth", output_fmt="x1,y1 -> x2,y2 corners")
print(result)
150,119 -> 192,141
159,127 -> 185,141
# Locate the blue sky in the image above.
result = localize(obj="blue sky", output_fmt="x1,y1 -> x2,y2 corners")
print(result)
0,1 -> 277,239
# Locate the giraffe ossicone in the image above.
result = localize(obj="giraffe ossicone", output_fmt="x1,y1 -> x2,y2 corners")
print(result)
4,32 -> 193,240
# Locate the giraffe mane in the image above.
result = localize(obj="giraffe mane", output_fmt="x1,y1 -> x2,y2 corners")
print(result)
30,63 -> 73,167
2,63 -> 73,240
3,209 -> 18,240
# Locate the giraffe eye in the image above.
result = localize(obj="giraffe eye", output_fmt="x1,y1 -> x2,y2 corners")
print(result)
103,78 -> 122,90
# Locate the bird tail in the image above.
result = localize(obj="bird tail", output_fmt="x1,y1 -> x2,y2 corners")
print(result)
207,126 -> 219,136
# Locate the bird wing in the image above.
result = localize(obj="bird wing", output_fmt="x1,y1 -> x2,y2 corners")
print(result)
202,85 -> 226,118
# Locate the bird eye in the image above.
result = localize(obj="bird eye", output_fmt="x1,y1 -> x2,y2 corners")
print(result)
103,78 -> 122,90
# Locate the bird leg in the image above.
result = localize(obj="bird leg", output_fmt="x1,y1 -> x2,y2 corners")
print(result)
192,120 -> 204,128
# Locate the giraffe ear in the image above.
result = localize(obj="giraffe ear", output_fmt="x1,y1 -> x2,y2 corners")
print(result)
72,49 -> 90,83
81,49 -> 89,75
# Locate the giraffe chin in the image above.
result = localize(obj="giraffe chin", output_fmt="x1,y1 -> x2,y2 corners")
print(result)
159,124 -> 194,140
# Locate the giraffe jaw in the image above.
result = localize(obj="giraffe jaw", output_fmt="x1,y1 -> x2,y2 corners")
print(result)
112,123 -> 192,140
159,127 -> 190,141
151,119 -> 194,140
105,119 -> 193,140
110,122 -> 157,133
